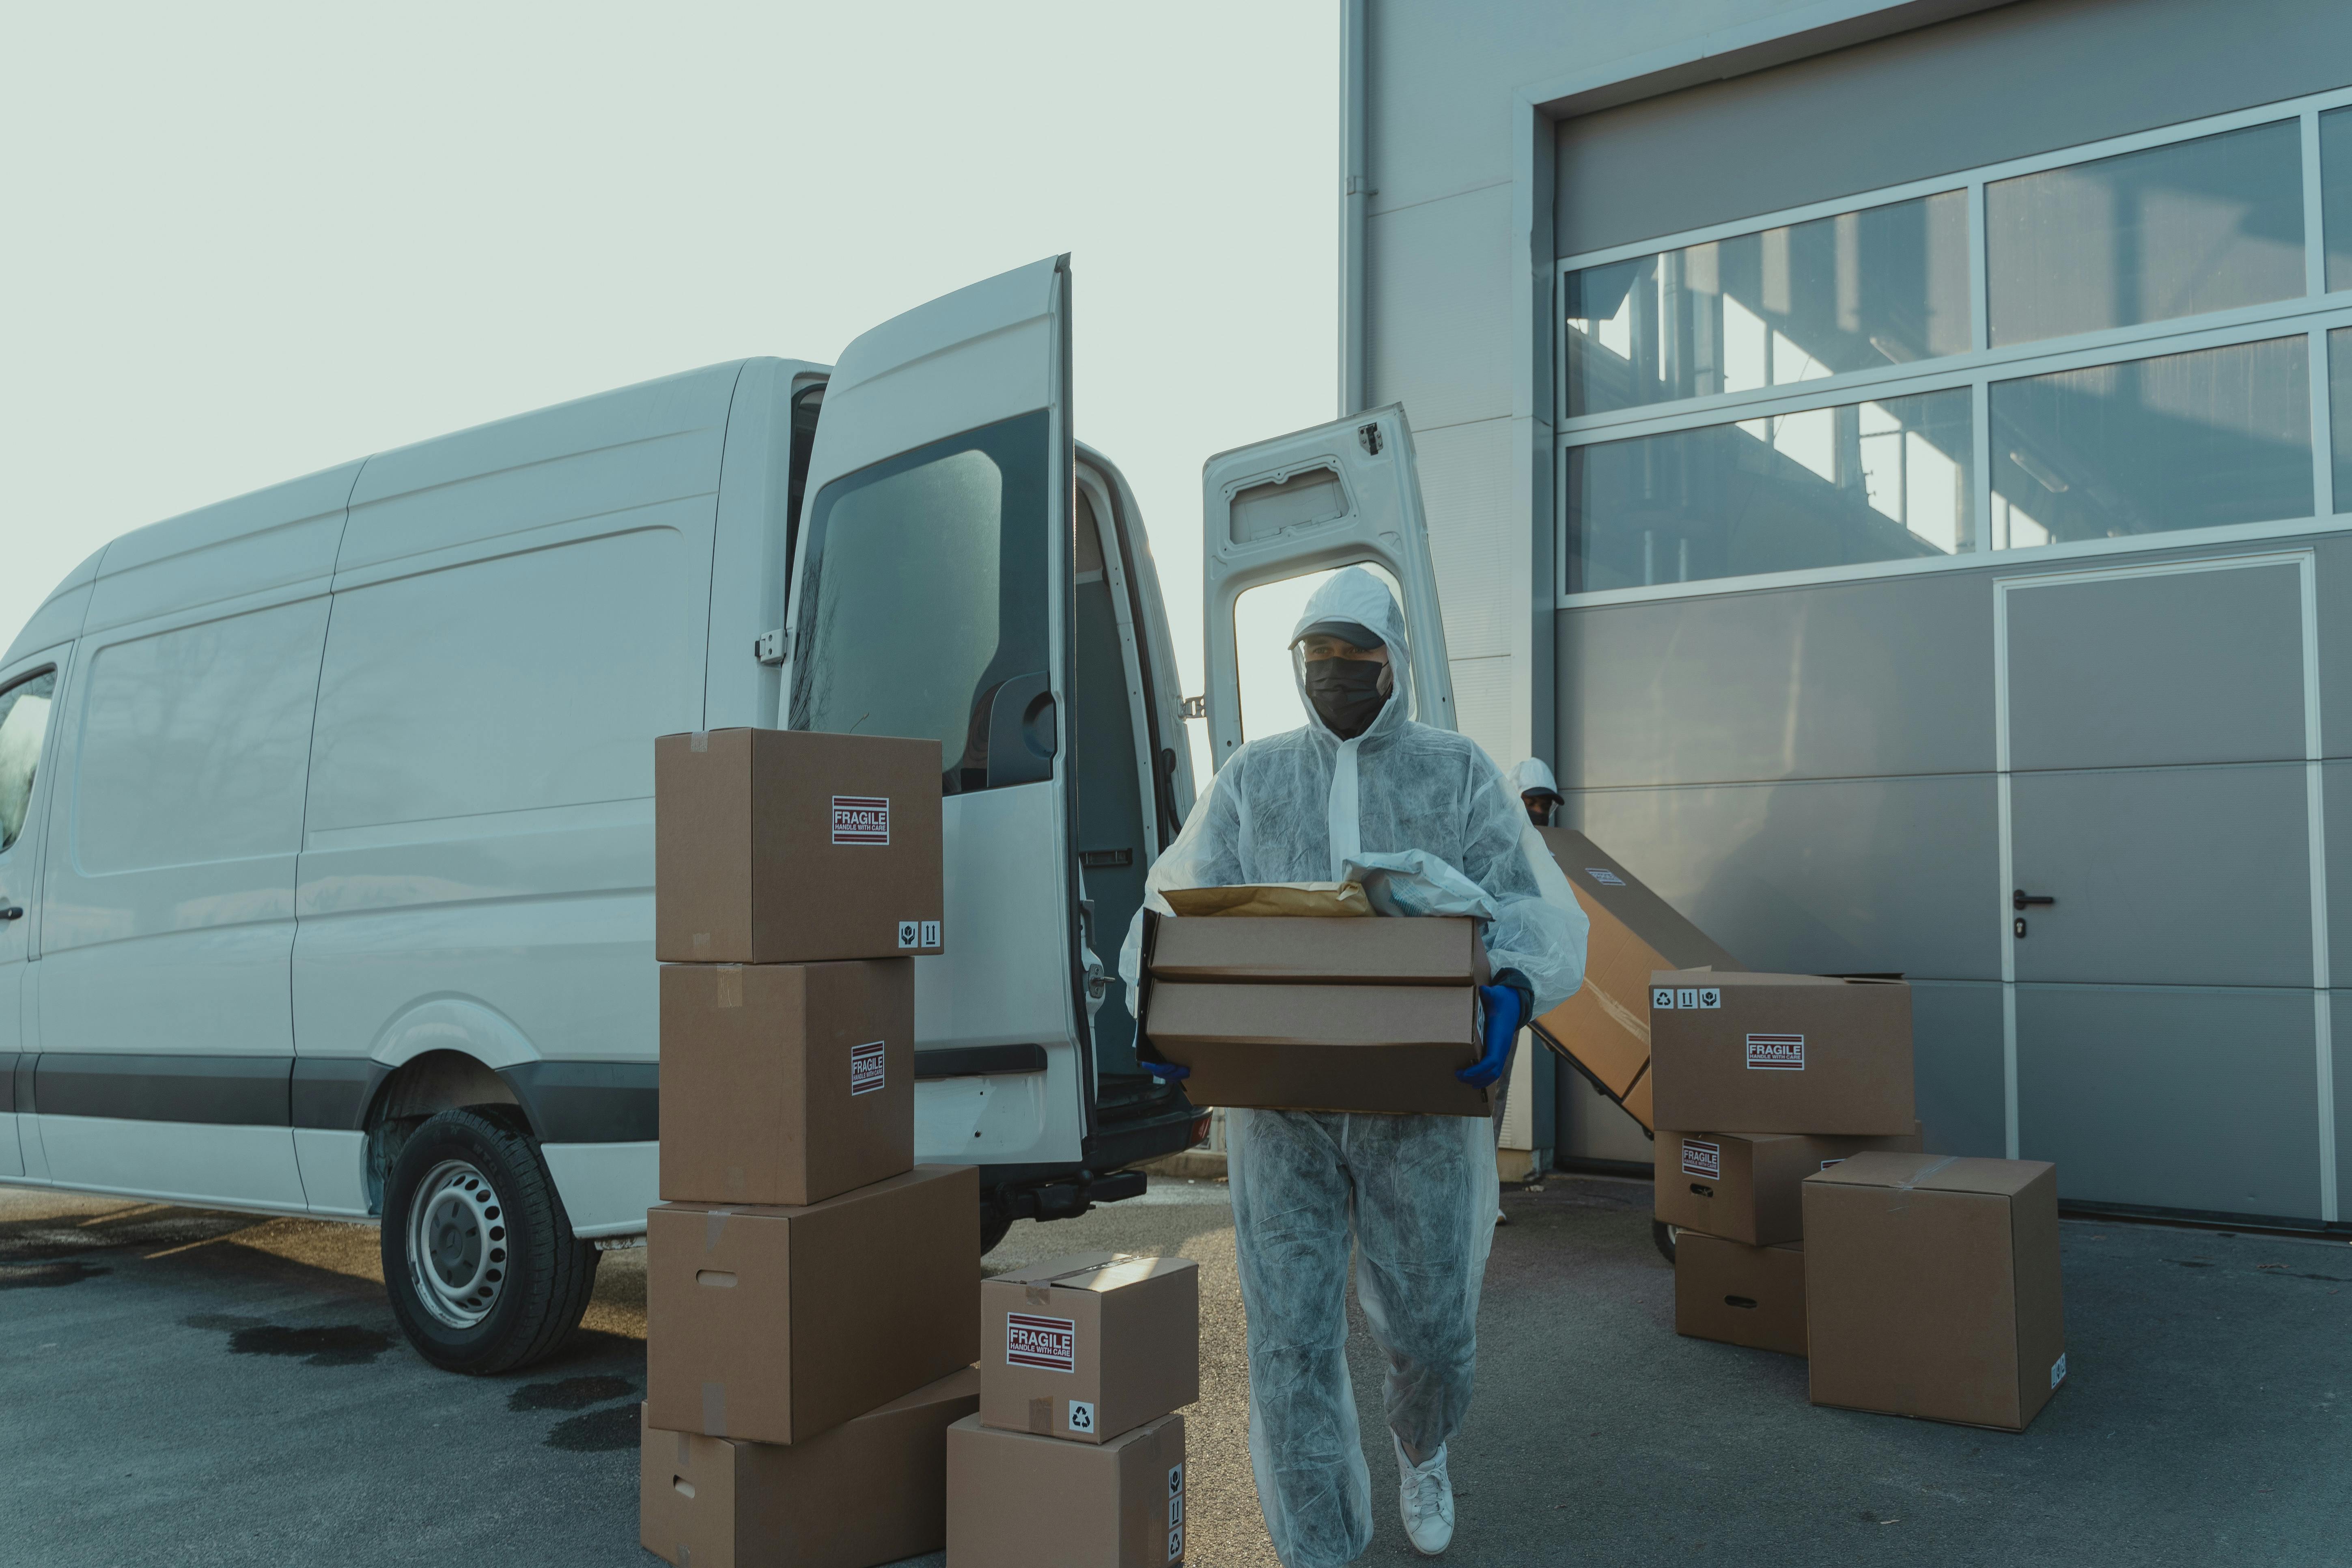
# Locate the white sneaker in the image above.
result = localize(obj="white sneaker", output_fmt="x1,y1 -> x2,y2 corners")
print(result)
1391,1432 -> 1455,1555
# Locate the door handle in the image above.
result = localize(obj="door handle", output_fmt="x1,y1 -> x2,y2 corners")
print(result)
0,906 -> 21,920
2012,890 -> 2055,911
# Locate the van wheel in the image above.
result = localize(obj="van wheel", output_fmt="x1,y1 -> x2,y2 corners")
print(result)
381,1108 -> 598,1374
1652,1220 -> 1678,1266
979,1199 -> 1014,1256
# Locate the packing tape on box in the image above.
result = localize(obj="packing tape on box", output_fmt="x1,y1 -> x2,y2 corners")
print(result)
701,1382 -> 726,1436
1585,981 -> 1650,1046
690,730 -> 710,752
1029,1397 -> 1053,1434
1025,1285 -> 1053,1307
1888,1156 -> 1960,1192
704,1210 -> 730,1250
674,1432 -> 691,1467
715,966 -> 742,1008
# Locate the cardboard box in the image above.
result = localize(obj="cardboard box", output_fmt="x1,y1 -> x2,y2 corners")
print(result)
646,1165 -> 979,1445
659,959 -> 914,1207
1527,828 -> 1745,1132
1140,915 -> 1492,1117
1647,969 -> 1915,1136
1654,1126 -> 1924,1245
980,1253 -> 1198,1443
946,1412 -> 1187,1568
638,1368 -> 978,1568
657,727 -> 943,964
1674,1233 -> 1807,1356
1803,1152 -> 2068,1432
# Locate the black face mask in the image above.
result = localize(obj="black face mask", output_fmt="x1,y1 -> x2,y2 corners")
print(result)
1303,657 -> 1389,740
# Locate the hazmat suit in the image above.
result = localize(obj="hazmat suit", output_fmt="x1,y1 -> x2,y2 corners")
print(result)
1118,567 -> 1587,1566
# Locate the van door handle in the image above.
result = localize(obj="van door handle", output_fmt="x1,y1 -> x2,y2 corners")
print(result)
0,906 -> 21,920
2012,890 -> 2054,911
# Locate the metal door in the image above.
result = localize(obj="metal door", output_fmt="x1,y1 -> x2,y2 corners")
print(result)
1998,552 -> 2332,1221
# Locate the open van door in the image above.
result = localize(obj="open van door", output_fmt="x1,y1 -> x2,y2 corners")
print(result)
781,257 -> 1103,1209
1201,405 -> 1455,762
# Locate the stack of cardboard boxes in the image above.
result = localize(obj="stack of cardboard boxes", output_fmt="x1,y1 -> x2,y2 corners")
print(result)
639,728 -> 981,1568
948,1251 -> 1200,1567
1534,830 -> 2068,1434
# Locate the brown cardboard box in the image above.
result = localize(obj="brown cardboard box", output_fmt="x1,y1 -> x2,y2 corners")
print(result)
638,1368 -> 978,1568
1803,1151 -> 2068,1432
659,960 -> 914,1207
946,1412 -> 1187,1568
1654,1126 -> 1925,1245
1674,1233 -> 1807,1356
980,1253 -> 1198,1443
1648,969 -> 1915,1136
1140,915 -> 1492,1117
1527,828 -> 1745,1132
645,1165 -> 980,1445
656,727 -> 943,964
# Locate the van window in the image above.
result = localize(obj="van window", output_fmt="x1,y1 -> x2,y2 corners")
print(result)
75,602 -> 326,872
789,411 -> 1051,794
0,670 -> 57,853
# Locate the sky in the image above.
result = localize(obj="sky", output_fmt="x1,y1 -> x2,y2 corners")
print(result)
0,2 -> 1339,771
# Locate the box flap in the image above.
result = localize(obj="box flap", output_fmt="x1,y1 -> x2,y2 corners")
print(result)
1148,915 -> 1481,986
1806,1150 -> 2053,1197
990,1252 -> 1195,1293
1536,828 -> 1745,972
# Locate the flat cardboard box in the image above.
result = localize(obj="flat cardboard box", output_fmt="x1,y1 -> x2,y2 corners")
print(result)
1648,969 -> 1915,1136
1527,828 -> 1745,1132
645,1165 -> 979,1445
1145,914 -> 1485,985
946,1412 -> 1187,1568
1675,1233 -> 1807,1356
659,960 -> 914,1207
657,727 -> 944,964
1142,981 -> 1493,1117
1654,1126 -> 1924,1245
638,1368 -> 978,1568
1804,1151 -> 2068,1432
980,1253 -> 1198,1443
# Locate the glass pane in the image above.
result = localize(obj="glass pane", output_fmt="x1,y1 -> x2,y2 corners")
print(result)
789,411 -> 1050,795
1566,388 -> 1973,593
2329,328 -> 2352,511
2324,108 -> 2352,293
1564,192 -> 1969,417
0,670 -> 56,853
1987,121 -> 2305,347
1233,563 -> 1406,742
1990,336 -> 2311,547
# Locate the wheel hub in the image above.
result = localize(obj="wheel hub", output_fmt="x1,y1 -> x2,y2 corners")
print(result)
407,1159 -> 509,1329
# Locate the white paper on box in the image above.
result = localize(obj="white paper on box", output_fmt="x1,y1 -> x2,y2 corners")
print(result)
832,795 -> 890,844
850,1039 -> 885,1096
1680,1138 -> 1721,1179
1006,1312 -> 1076,1372
1745,1033 -> 1805,1070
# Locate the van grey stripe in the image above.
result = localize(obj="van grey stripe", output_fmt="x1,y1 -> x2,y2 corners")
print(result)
10,1055 -> 30,1116
0,1051 -> 17,1114
499,1060 -> 659,1144
290,1058 -> 392,1131
32,1054 -> 293,1126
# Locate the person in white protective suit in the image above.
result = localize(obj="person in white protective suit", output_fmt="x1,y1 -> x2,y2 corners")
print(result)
1508,757 -> 1564,827
1118,567 -> 1587,1564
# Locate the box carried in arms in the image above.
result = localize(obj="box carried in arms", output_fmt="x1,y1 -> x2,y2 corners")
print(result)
1137,911 -> 1494,1117
1525,828 -> 1744,1132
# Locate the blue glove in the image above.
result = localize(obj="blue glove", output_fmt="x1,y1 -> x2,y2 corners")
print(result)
1458,984 -> 1523,1086
1142,1057 -> 1190,1081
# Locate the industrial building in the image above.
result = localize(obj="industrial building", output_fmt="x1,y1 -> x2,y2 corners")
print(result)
1341,0 -> 2352,1225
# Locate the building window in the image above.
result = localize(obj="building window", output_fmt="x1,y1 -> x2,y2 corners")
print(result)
1561,89 -> 2352,603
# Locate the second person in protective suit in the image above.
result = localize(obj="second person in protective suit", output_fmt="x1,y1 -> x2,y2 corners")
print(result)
1120,567 -> 1586,1565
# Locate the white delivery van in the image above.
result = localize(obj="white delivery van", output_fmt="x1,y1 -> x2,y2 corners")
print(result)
0,256 -> 1456,1371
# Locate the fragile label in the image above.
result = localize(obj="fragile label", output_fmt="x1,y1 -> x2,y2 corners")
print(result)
1650,986 -> 1721,1010
849,1040 -> 885,1096
1585,868 -> 1625,886
1745,1033 -> 1805,1070
1680,1139 -> 1721,1179
1006,1312 -> 1077,1372
2051,1352 -> 2068,1389
1067,1400 -> 1095,1434
831,795 -> 890,845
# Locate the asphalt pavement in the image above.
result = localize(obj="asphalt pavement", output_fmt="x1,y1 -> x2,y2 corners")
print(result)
2,1173 -> 2347,1566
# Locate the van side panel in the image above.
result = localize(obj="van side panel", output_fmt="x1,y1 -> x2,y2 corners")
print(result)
293,364 -> 737,1228
33,469 -> 350,1208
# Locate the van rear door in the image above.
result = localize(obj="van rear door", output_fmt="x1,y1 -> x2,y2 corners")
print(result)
782,256 -> 1089,1173
1201,405 -> 1456,759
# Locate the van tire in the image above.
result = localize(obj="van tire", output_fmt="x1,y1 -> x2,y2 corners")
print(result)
381,1108 -> 599,1374
1652,1219 -> 1678,1266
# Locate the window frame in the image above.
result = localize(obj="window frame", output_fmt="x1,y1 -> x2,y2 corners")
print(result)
1557,84 -> 2352,608
0,663 -> 60,859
